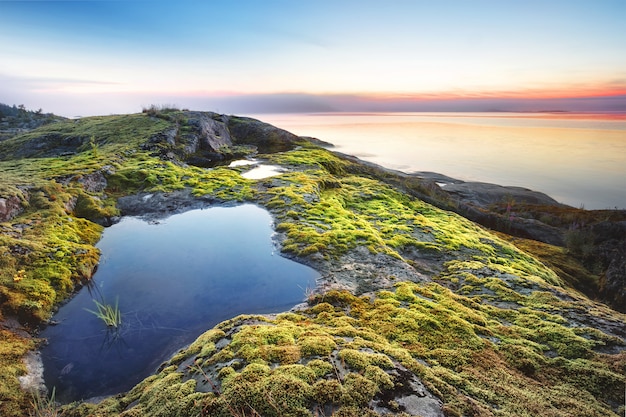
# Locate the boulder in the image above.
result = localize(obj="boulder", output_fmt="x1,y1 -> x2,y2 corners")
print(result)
0,193 -> 25,222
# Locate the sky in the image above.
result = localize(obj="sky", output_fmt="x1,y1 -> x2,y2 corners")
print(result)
1,0 -> 625,116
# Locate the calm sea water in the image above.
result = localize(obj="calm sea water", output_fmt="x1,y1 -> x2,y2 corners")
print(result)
251,112 -> 626,210
40,205 -> 318,402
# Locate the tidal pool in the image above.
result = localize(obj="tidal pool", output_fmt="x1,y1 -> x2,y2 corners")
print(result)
40,204 -> 319,402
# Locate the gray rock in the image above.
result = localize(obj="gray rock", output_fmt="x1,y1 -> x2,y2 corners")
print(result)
115,189 -> 219,218
18,351 -> 47,395
434,180 -> 564,208
187,112 -> 232,151
0,193 -> 26,222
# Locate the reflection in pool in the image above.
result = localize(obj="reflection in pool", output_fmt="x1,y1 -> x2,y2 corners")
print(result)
241,164 -> 285,179
40,204 -> 319,402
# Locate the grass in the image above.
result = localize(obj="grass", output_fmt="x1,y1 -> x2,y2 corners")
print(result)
85,298 -> 121,328
30,387 -> 58,417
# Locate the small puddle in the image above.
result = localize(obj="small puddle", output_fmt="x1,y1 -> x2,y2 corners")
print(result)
241,164 -> 285,179
228,159 -> 286,179
228,159 -> 256,167
40,204 -> 318,402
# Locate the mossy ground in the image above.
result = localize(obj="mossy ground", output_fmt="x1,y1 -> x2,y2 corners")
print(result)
63,283 -> 625,417
0,113 -> 624,416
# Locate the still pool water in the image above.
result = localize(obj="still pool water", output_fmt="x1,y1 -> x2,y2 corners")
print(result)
40,204 -> 319,402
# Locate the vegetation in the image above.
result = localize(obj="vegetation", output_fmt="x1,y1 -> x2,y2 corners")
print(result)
30,386 -> 58,417
62,284 -> 625,417
0,103 -> 63,142
0,110 -> 624,416
0,329 -> 36,416
85,298 -> 122,328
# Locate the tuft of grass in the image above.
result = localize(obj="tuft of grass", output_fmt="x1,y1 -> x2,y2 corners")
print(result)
30,387 -> 58,417
85,298 -> 121,328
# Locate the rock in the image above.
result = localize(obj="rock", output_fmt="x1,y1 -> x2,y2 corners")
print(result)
17,351 -> 46,395
226,115 -> 301,152
76,170 -> 108,193
11,133 -> 87,159
433,180 -> 565,208
0,193 -> 25,222
411,173 -> 567,245
115,189 -> 218,218
187,112 -> 232,151
143,112 -> 238,166
143,127 -> 178,148
372,366 -> 444,417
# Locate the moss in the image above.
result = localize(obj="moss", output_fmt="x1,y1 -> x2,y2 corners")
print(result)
0,330 -> 35,417
341,372 -> 378,406
66,282 -> 625,417
219,363 -> 314,416
297,331 -> 337,356
312,378 -> 343,405
338,348 -> 394,371
364,365 -> 394,390
306,358 -> 334,378
73,190 -> 118,222
0,196 -> 102,324
0,113 -> 171,161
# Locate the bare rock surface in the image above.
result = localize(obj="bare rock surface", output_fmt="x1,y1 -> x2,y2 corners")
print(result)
0,194 -> 25,222
413,171 -> 565,208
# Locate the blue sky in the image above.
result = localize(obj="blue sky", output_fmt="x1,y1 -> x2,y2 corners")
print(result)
1,0 -> 625,116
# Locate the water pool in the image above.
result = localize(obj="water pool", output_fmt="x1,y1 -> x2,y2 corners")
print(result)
40,204 -> 318,402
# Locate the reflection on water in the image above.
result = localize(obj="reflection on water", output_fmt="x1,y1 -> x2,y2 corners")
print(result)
40,205 -> 319,402
252,112 -> 626,209
241,164 -> 285,179
229,159 -> 287,179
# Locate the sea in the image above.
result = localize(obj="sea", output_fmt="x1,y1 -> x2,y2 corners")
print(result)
250,112 -> 626,210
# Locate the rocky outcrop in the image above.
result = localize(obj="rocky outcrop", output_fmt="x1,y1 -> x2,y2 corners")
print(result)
412,173 -> 568,245
188,112 -> 232,151
1,109 -> 624,417
0,192 -> 27,222
436,180 -> 565,208
142,111 -> 301,167
0,103 -> 64,141
115,189 -> 219,217
226,115 -> 301,152
10,133 -> 87,159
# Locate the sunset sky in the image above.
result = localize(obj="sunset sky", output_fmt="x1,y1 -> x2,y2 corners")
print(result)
1,0 -> 625,116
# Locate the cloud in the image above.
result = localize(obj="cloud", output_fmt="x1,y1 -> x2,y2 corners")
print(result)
185,91 -> 626,114
2,81 -> 625,117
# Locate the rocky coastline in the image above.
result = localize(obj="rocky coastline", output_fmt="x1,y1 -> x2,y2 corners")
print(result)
0,108 -> 624,417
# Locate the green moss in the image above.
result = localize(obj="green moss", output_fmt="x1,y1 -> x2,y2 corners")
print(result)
341,372 -> 378,406
306,359 -> 334,378
297,331 -> 337,356
0,194 -> 102,323
338,348 -> 394,371
364,365 -> 394,390
312,379 -> 343,405
0,330 -> 35,417
0,113 -> 171,161
263,149 -> 565,296
65,282 -> 625,417
218,362 -> 315,416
